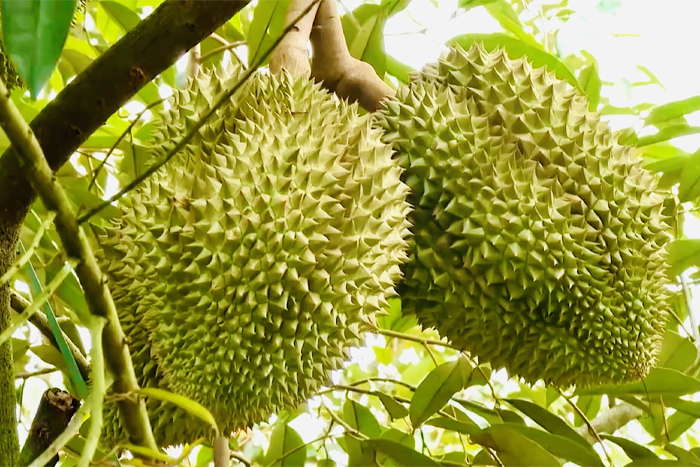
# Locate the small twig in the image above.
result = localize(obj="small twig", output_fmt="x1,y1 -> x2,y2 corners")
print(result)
209,33 -> 229,46
265,433 -> 332,467
0,211 -> 56,287
0,259 -> 78,347
322,400 -> 367,440
77,0 -> 323,224
422,342 -> 439,367
86,98 -> 166,191
231,451 -> 252,467
10,290 -> 90,381
15,368 -> 60,380
373,327 -> 457,350
199,41 -> 246,63
558,389 -> 614,466
189,44 -> 202,78
681,276 -> 700,363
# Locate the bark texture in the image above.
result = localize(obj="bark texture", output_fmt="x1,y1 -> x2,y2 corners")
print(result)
17,389 -> 80,467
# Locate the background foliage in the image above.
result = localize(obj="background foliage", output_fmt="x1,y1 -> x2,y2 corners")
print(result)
2,0 -> 699,465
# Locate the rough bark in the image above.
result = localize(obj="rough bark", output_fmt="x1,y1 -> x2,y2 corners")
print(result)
0,0 -> 251,458
17,389 -> 80,467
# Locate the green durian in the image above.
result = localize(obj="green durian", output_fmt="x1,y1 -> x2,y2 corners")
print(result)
96,68 -> 411,446
378,44 -> 671,387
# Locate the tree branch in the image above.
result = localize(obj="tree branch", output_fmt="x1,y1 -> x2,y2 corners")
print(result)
270,0 -> 394,111
0,74 -> 160,450
576,402 -> 644,445
10,290 -> 90,382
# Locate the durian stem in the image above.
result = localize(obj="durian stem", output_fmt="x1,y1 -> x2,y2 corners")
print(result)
0,78 -> 159,454
270,0 -> 394,111
269,0 -> 321,77
214,436 -> 229,467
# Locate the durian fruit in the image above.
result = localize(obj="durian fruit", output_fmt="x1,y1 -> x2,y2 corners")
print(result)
96,68 -> 411,446
378,44 -> 671,387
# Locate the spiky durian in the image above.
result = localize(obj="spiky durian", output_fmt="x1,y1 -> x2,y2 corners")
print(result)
378,44 -> 671,387
97,68 -> 411,446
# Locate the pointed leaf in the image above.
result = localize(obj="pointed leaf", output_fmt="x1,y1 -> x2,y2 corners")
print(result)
410,357 -> 470,427
505,398 -> 590,447
657,329 -> 698,373
472,425 -> 562,466
666,239 -> 700,277
380,428 -> 414,449
664,445 -> 700,465
679,150 -> 700,202
247,0 -> 291,67
507,425 -> 603,467
377,393 -> 409,419
365,439 -> 440,467
265,424 -> 306,467
578,63 -> 602,110
138,387 -> 218,435
1,0 -> 76,98
425,415 -> 481,436
99,1 -> 141,31
576,367 -> 700,397
603,435 -> 657,460
645,96 -> 700,126
343,400 -> 382,438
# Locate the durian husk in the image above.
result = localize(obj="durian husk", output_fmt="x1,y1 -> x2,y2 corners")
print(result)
97,68 -> 411,447
378,44 -> 672,388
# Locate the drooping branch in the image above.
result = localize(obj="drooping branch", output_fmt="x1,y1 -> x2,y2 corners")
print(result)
0,77 -> 158,451
270,0 -> 394,111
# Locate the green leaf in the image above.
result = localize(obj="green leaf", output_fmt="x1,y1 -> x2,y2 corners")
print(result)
645,96 -> 700,127
342,435 -> 376,467
343,400 -> 382,438
385,54 -> 414,84
364,439 -> 440,467
457,399 -> 525,425
626,460 -> 690,466
635,125 -> 700,147
381,0 -> 412,16
265,423 -> 306,467
603,435 -> 657,460
342,4 -> 388,78
377,393 -> 409,419
578,63 -> 602,111
508,425 -> 603,467
1,0 -> 77,98
657,329 -> 698,373
410,356 -> 471,427
664,444 -> 700,465
666,239 -> 700,277
246,0 -> 291,67
663,397 -> 700,419
380,428 -> 414,449
656,411 -> 698,444
317,459 -> 336,467
138,387 -> 219,436
576,367 -> 700,397
448,33 -> 580,91
504,398 -> 590,447
195,445 -> 213,467
99,1 -> 141,31
679,150 -> 700,202
483,1 -> 537,46
425,415 -> 481,436
472,425 -> 562,466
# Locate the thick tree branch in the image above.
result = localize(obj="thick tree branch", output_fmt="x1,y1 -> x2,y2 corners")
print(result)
271,0 -> 393,111
17,389 -> 80,467
0,76 -> 159,451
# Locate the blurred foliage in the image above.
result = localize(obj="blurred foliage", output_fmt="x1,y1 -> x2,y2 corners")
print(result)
1,0 -> 699,466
